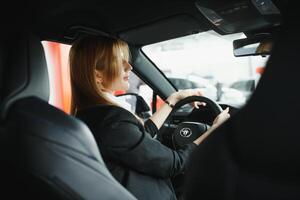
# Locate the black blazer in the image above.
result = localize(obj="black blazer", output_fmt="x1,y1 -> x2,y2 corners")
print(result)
77,105 -> 197,200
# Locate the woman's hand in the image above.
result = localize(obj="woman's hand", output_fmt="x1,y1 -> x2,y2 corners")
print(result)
166,88 -> 206,108
211,107 -> 230,128
150,88 -> 206,129
193,107 -> 230,145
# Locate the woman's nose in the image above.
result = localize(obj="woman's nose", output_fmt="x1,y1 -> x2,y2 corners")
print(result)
126,62 -> 133,71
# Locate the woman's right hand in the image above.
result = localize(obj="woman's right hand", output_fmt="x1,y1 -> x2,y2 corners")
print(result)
193,107 -> 230,145
211,107 -> 230,128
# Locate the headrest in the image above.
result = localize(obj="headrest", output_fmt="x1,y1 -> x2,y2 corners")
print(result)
0,32 -> 49,119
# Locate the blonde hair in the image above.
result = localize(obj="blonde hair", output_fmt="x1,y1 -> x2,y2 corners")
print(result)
69,35 -> 130,115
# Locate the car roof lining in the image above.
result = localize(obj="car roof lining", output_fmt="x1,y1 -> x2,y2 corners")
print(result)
25,0 -> 284,45
119,14 -> 206,46
27,0 -> 211,44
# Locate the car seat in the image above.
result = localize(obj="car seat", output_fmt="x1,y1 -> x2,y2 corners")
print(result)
0,31 -> 136,200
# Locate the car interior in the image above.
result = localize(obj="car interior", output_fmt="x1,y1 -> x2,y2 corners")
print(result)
1,0 -> 299,199
0,31 -> 136,199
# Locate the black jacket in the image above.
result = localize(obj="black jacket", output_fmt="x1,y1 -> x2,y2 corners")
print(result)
76,105 -> 197,200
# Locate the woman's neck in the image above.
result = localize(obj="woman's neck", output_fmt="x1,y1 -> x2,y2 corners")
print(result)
103,89 -> 114,94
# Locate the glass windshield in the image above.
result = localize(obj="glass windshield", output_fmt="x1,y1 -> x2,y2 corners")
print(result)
142,30 -> 269,107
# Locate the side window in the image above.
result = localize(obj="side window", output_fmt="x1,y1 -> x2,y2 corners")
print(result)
42,41 -> 71,114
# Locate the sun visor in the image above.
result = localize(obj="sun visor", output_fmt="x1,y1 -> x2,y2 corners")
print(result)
195,0 -> 281,34
119,15 -> 204,46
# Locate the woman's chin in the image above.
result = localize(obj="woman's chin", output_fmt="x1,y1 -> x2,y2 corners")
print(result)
124,85 -> 130,91
120,83 -> 130,91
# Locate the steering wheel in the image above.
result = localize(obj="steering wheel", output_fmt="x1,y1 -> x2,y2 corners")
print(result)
163,95 -> 223,149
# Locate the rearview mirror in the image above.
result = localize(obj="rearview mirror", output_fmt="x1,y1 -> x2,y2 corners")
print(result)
233,34 -> 273,57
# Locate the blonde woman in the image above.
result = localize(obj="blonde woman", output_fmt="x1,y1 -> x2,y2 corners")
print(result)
69,35 -> 229,200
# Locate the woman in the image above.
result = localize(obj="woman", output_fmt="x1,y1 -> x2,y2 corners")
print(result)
69,35 -> 230,200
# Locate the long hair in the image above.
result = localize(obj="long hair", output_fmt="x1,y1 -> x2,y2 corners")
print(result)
69,35 -> 130,115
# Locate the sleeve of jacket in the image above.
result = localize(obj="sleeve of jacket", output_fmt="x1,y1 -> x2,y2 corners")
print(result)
99,109 -> 197,179
144,119 -> 158,138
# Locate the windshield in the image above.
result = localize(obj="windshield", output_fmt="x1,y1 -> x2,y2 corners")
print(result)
142,30 -> 269,107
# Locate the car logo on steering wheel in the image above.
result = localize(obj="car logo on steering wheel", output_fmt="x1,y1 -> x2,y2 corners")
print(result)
179,128 -> 192,138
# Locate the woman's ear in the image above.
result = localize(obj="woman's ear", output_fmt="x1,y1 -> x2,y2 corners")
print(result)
95,70 -> 103,84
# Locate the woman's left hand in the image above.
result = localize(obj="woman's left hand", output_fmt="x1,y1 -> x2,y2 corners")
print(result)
167,88 -> 206,108
151,88 -> 206,129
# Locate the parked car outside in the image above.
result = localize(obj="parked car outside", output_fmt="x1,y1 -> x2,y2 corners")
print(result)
167,76 -> 218,101
230,78 -> 255,100
219,87 -> 247,108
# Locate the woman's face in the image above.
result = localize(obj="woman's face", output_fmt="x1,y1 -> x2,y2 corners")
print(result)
110,59 -> 132,92
95,49 -> 132,93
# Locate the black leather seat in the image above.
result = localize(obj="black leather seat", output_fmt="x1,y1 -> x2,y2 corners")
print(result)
184,3 -> 300,200
0,32 -> 136,199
